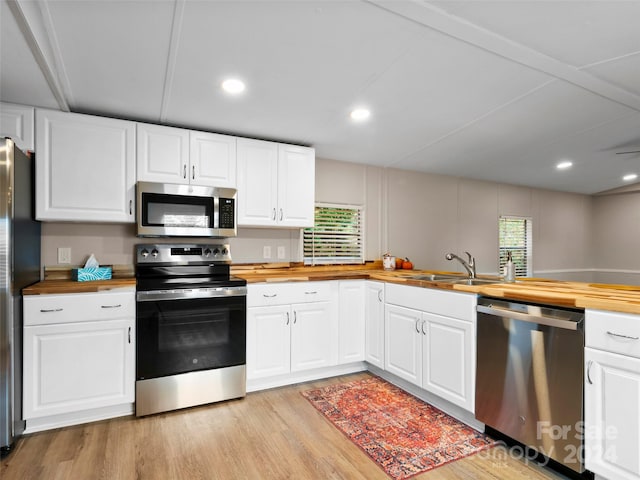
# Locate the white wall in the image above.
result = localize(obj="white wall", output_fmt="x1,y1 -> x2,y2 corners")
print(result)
592,189 -> 640,285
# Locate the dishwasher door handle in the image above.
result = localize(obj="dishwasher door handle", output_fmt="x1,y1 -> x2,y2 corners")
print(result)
477,305 -> 580,331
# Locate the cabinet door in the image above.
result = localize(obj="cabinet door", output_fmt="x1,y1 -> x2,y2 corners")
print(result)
291,302 -> 337,372
237,138 -> 278,226
246,305 -> 291,379
277,144 -> 315,227
338,281 -> 365,364
365,281 -> 385,369
0,102 -> 34,152
35,109 -> 136,222
23,318 -> 134,419
137,123 -> 189,184
585,348 -> 640,480
385,304 -> 422,386
422,312 -> 474,412
190,131 -> 236,188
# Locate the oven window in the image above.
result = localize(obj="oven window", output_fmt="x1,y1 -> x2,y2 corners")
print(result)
142,192 -> 213,228
137,296 -> 246,380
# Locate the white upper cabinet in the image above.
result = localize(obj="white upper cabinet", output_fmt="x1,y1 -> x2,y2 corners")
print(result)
190,130 -> 236,188
137,123 -> 236,188
277,143 -> 315,227
35,109 -> 136,223
237,138 -> 315,228
137,123 -> 189,184
0,102 -> 34,152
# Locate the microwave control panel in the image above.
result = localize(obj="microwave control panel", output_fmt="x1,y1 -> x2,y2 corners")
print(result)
219,198 -> 235,228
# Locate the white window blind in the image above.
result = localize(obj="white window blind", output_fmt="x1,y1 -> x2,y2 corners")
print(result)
303,204 -> 364,265
499,216 -> 532,277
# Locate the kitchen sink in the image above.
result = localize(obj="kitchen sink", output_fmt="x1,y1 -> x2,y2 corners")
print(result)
451,278 -> 500,286
409,274 -> 465,281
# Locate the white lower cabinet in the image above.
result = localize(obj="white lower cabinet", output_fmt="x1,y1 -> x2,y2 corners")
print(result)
384,284 -> 476,413
338,281 -> 366,364
290,301 -> 335,371
364,281 -> 385,369
246,282 -> 339,382
422,312 -> 474,411
246,305 -> 291,379
385,304 -> 423,385
23,291 -> 135,431
585,309 -> 640,480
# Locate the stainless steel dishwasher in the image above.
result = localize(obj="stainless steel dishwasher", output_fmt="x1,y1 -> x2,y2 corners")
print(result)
476,297 -> 585,474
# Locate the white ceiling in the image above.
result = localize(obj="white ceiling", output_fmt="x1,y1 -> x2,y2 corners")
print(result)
2,0 -> 640,194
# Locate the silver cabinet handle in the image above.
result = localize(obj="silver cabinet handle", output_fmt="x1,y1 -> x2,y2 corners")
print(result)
377,290 -> 383,303
262,294 -> 277,298
183,164 -> 187,179
128,327 -> 131,344
294,311 -> 297,324
421,320 -> 426,335
279,208 -> 283,221
607,330 -> 639,340
272,208 -> 276,221
101,304 -> 122,309
415,318 -> 420,334
40,308 -> 63,313
586,360 -> 593,385
305,291 -> 317,295
286,311 -> 290,325
129,199 -> 133,215
192,165 -> 195,180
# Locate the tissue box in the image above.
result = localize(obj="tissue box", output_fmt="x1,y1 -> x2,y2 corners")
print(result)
72,267 -> 112,282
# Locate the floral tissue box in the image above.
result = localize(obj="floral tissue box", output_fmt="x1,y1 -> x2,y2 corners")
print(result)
72,267 -> 112,282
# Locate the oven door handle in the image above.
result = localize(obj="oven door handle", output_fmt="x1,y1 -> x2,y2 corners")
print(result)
136,286 -> 247,302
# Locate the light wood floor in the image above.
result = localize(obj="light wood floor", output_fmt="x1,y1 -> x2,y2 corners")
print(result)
1,372 -> 565,479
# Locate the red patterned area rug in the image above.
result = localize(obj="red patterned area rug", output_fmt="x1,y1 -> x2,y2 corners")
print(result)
302,376 -> 496,480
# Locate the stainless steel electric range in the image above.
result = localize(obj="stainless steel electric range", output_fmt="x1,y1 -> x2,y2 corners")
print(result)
135,244 -> 247,416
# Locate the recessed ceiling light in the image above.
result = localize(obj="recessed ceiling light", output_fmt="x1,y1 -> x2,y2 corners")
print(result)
350,108 -> 370,121
221,78 -> 245,94
623,173 -> 638,182
556,161 -> 573,170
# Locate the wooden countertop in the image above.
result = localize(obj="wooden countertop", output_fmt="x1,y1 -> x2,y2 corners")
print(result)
233,264 -> 640,315
23,278 -> 136,295
23,263 -> 640,315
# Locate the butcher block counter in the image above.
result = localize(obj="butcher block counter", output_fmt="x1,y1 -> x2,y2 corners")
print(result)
22,262 -> 640,314
233,262 -> 640,315
22,278 -> 136,295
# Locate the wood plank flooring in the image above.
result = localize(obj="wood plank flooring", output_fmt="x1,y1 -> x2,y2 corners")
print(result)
1,372 -> 564,479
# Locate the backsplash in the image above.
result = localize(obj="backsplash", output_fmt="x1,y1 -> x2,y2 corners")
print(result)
40,222 -> 302,270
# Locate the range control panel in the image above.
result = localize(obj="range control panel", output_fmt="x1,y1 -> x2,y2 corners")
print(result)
135,244 -> 231,264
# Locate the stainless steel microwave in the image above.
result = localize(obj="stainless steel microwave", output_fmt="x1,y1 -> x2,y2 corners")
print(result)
136,182 -> 237,237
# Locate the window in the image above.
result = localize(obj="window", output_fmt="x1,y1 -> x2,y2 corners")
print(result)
303,204 -> 364,265
498,216 -> 532,277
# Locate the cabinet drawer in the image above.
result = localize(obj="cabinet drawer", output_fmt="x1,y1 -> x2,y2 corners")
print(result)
24,291 -> 135,326
248,281 -> 332,307
586,309 -> 640,359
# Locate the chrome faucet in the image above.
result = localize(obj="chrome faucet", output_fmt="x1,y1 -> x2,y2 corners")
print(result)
445,252 -> 476,278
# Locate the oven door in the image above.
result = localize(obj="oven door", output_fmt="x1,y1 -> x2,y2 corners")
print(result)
136,288 -> 246,380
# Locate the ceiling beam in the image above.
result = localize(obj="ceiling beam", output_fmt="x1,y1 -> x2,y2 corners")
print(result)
7,0 -> 70,111
367,0 -> 640,113
160,0 -> 185,123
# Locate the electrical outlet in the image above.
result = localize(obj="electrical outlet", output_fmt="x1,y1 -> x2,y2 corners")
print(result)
277,246 -> 286,259
58,247 -> 71,264
263,246 -> 271,259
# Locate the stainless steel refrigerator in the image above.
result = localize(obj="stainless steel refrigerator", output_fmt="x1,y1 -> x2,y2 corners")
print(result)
1,138 -> 40,455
